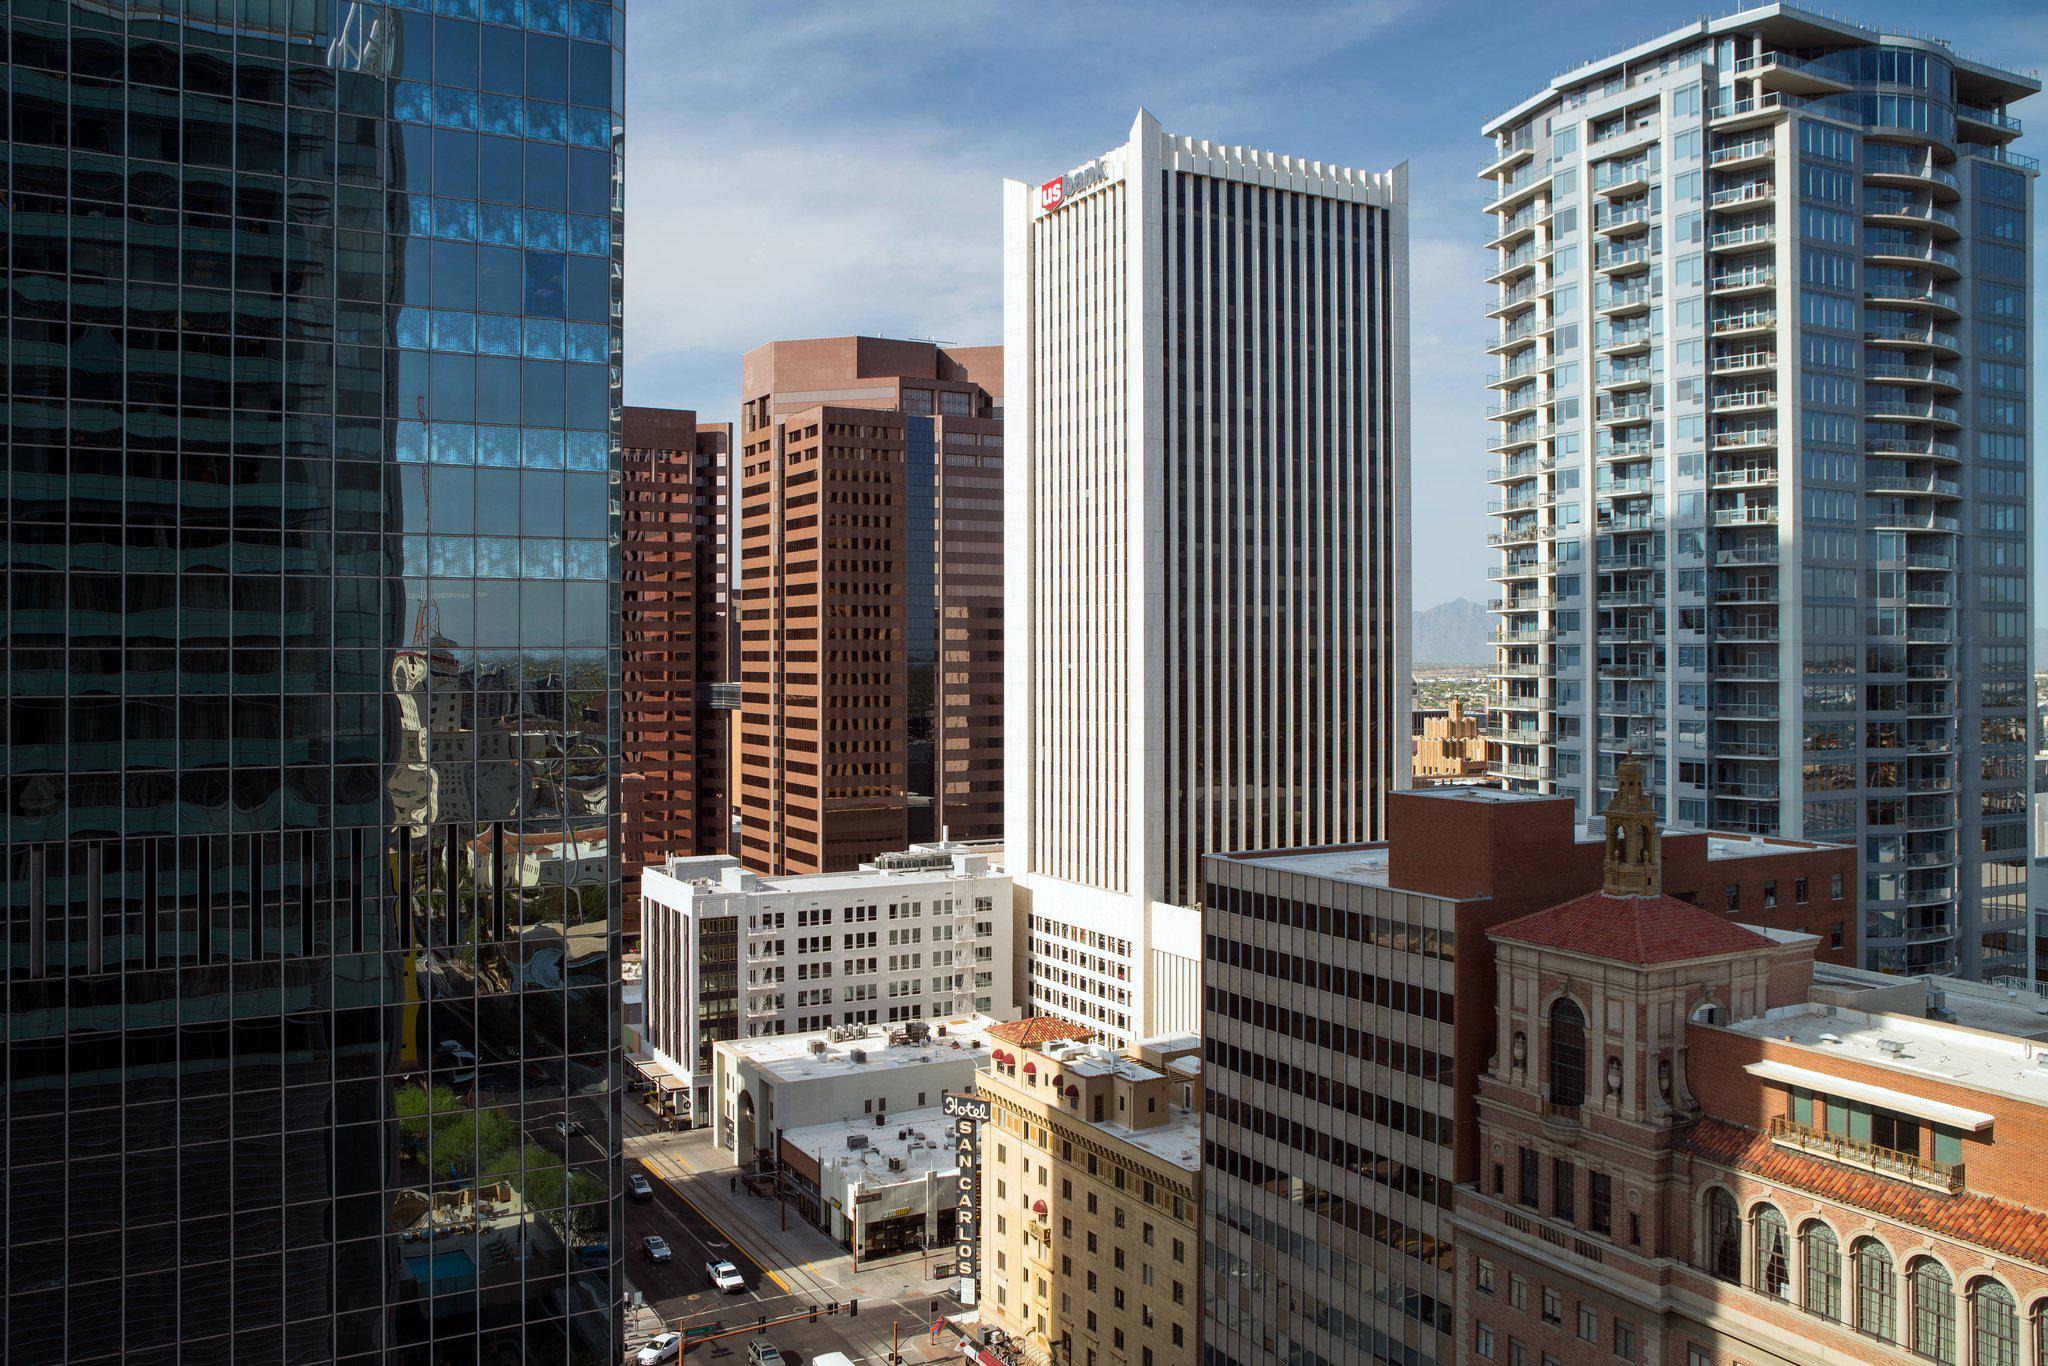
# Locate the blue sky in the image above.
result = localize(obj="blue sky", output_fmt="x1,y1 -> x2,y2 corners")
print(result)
623,0 -> 2047,614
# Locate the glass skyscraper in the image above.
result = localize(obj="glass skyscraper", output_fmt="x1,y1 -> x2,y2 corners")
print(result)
3,1 -> 626,1361
1482,9 -> 2035,982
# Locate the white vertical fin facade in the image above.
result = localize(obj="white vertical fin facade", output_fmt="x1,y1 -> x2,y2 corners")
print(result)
1006,113 -> 1410,1044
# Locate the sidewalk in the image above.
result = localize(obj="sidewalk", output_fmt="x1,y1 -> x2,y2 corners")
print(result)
621,1106 -> 976,1362
624,1113 -> 953,1308
621,1297 -> 668,1357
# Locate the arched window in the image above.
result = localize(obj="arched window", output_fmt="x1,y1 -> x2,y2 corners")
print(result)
1548,998 -> 1587,1107
1704,1188 -> 1741,1282
2029,1299 -> 2048,1366
1801,1220 -> 1841,1320
1856,1238 -> 1897,1342
1970,1279 -> 2017,1366
1911,1257 -> 1957,1364
1753,1204 -> 1791,1300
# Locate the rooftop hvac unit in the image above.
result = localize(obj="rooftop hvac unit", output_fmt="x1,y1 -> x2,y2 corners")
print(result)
846,1133 -> 869,1150
809,1039 -> 828,1056
887,1157 -> 905,1172
874,1112 -> 886,1127
848,1048 -> 867,1064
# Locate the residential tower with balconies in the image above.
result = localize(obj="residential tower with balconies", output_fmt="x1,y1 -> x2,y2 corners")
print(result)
1480,5 -> 2036,982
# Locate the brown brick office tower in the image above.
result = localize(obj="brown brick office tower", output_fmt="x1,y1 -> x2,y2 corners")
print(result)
621,407 -> 733,921
735,337 -> 1003,874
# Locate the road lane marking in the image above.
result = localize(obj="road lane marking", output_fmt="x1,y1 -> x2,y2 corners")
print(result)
636,1156 -> 793,1295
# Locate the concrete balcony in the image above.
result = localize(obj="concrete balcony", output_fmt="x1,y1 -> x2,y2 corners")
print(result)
1708,134 -> 1775,168
1707,178 -> 1776,211
1480,133 -> 1536,178
1707,222 -> 1774,253
1710,309 -> 1777,338
1710,348 -> 1776,375
1709,264 -> 1776,296
1595,243 -> 1652,275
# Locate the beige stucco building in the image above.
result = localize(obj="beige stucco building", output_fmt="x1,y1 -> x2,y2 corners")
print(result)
976,1018 -> 1202,1364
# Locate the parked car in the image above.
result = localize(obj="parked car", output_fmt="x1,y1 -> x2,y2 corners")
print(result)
627,1171 -> 654,1201
705,1259 -> 745,1293
641,1235 -> 672,1264
746,1341 -> 785,1366
636,1332 -> 682,1365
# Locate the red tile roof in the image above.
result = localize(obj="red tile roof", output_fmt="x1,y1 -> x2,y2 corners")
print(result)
988,1018 -> 1095,1048
1490,890 -> 1773,965
1681,1118 -> 2048,1265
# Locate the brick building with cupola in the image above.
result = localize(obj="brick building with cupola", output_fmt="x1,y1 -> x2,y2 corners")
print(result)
1201,759 -> 1856,1366
1451,757 -> 2048,1366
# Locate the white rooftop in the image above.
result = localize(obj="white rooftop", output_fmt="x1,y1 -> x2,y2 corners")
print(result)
1706,833 -> 1805,860
645,842 -> 1006,901
1415,785 -> 1550,804
1729,1002 -> 2048,1111
781,1107 -> 959,1186
1141,1031 -> 1201,1055
1005,1039 -> 1202,1172
1221,845 -> 1395,887
1815,965 -> 2048,1044
721,1015 -> 1000,1083
1104,1114 -> 1201,1171
1218,825 -> 1837,892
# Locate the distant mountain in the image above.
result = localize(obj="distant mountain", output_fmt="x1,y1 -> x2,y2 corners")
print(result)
1413,598 -> 1492,666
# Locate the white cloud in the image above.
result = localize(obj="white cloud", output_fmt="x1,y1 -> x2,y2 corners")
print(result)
620,0 -> 1435,415
624,128 -> 1005,407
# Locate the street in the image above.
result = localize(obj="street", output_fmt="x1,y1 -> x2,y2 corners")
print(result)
622,1133 -> 969,1366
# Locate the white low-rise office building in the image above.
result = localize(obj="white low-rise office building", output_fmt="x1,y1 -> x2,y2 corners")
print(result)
711,1014 -> 1000,1168
777,1107 -> 959,1261
635,842 -> 1015,1125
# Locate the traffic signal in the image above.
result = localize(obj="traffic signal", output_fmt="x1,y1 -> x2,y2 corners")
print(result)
809,1306 -> 818,1324
849,1298 -> 859,1318
826,1300 -> 838,1315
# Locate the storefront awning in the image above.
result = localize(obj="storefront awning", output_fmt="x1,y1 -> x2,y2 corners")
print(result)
630,1055 -> 692,1091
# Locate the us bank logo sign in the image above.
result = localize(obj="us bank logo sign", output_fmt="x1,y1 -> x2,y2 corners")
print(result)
1038,156 -> 1115,214
943,1092 -> 991,1285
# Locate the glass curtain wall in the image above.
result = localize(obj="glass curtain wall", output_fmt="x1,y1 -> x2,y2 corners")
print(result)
2,0 -> 627,1360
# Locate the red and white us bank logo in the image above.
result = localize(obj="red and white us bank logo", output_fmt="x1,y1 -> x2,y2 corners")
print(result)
1039,177 -> 1064,211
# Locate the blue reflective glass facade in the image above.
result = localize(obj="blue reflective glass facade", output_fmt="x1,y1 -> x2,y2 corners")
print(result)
2,0 -> 627,1360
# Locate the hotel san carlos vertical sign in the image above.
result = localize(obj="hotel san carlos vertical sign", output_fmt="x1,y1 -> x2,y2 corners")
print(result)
944,1092 -> 991,1296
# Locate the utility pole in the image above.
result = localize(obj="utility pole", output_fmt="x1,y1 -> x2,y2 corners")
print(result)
892,1319 -> 900,1366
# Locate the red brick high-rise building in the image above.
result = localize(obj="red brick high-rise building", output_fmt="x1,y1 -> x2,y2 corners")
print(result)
735,337 -> 1003,874
621,407 -> 732,921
